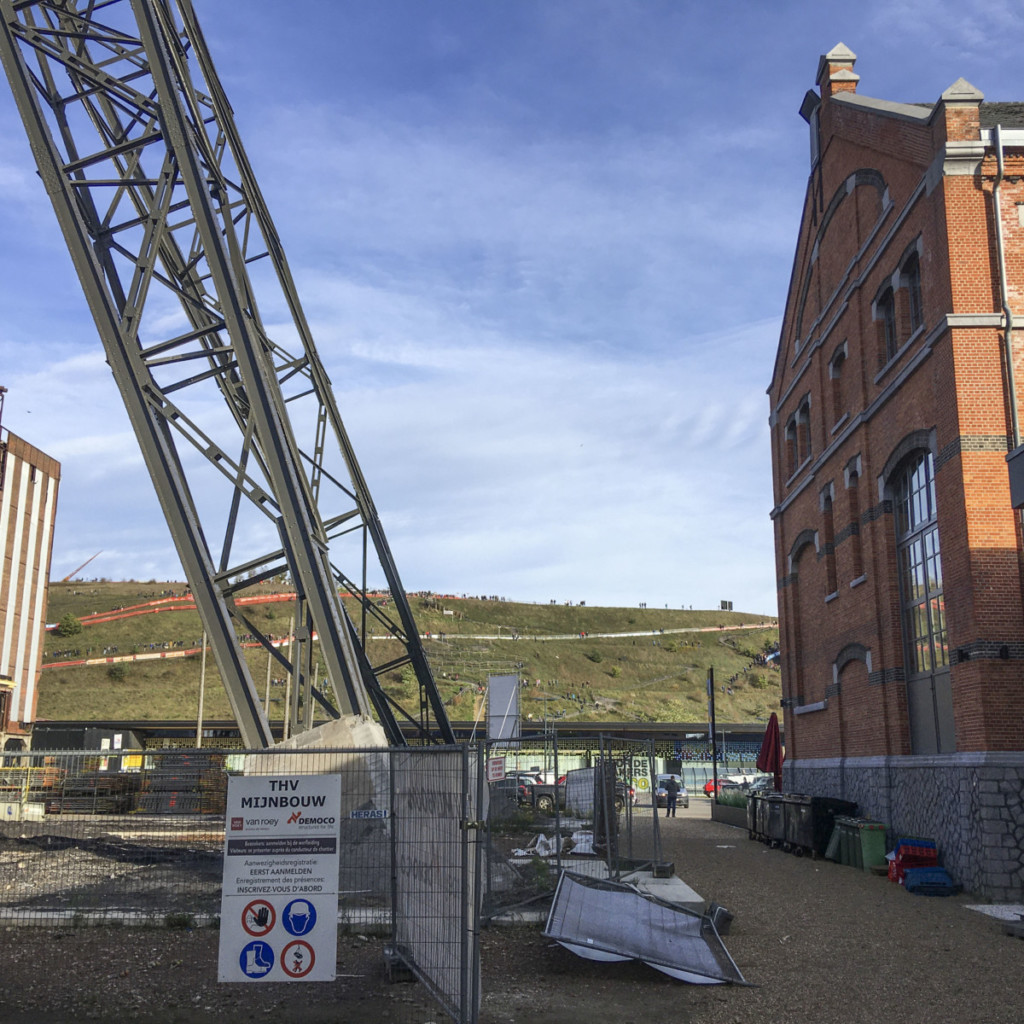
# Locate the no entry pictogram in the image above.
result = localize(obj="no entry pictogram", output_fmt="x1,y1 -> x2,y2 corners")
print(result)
241,899 -> 276,937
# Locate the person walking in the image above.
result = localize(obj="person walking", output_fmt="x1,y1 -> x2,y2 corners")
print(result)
664,775 -> 680,818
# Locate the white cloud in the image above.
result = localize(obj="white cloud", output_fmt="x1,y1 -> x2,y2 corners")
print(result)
3,0 -> 1019,614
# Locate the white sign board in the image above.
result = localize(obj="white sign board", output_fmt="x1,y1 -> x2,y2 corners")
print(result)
487,674 -> 520,741
218,774 -> 341,983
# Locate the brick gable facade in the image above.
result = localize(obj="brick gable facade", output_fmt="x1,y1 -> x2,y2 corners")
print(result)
769,45 -> 1024,899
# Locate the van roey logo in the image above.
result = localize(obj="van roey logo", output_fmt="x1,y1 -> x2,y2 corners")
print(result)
287,811 -> 302,824
230,816 -> 243,831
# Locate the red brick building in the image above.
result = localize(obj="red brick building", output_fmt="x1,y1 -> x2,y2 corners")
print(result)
769,44 -> 1024,899
0,427 -> 60,751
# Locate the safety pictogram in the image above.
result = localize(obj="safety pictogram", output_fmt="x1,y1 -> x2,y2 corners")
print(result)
242,899 -> 276,937
239,940 -> 275,978
280,940 -> 316,979
282,898 -> 317,936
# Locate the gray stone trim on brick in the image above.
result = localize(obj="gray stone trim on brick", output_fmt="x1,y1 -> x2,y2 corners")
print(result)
936,433 -> 1012,472
951,639 -> 1024,665
788,528 -> 818,570
834,520 -> 859,546
831,91 -> 933,124
868,666 -> 904,686
835,642 -> 871,673
862,499 -> 892,523
880,428 -> 935,485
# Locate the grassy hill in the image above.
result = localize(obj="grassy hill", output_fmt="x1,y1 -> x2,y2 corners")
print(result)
39,581 -> 780,728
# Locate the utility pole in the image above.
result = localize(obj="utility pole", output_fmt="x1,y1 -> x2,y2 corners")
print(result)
196,631 -> 207,748
708,666 -> 718,798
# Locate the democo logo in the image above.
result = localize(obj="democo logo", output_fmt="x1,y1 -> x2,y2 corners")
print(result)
288,811 -> 336,826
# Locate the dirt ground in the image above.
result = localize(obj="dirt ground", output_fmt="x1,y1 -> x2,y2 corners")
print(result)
2,807 -> 1023,1023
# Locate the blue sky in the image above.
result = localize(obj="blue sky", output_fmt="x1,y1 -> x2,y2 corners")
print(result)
1,0 -> 1022,615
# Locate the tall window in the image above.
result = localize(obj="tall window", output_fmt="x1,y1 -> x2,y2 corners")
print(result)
894,451 -> 954,753
846,467 -> 864,579
901,252 -> 923,333
829,344 -> 847,426
822,487 -> 837,597
784,397 -> 812,480
797,400 -> 811,463
785,420 -> 798,478
876,286 -> 897,365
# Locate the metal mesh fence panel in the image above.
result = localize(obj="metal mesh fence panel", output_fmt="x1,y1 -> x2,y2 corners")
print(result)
392,747 -> 481,1022
0,745 -> 480,1023
1,749 -> 227,923
481,734 -> 663,919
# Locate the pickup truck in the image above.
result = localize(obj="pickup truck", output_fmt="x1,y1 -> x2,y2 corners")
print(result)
527,772 -> 633,814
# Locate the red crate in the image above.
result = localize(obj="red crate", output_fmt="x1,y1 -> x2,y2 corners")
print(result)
890,839 -> 938,884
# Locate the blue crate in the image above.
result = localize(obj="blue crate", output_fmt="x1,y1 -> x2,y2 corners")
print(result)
902,866 -> 960,897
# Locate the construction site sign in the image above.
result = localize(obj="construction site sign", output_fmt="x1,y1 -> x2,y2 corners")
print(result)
218,774 -> 341,982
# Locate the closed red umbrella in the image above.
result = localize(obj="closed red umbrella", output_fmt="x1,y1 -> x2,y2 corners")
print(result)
756,712 -> 784,792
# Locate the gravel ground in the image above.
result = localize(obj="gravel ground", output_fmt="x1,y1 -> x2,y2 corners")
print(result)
1,809 -> 1022,1023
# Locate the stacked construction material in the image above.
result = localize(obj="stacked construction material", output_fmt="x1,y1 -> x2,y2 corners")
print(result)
46,769 -> 140,814
135,752 -> 227,814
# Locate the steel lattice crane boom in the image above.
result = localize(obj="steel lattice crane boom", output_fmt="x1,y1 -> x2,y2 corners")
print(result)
0,0 -> 454,747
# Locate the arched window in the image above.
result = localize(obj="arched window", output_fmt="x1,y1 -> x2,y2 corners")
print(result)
845,462 -> 864,580
784,396 -> 813,481
821,484 -> 837,597
900,251 -> 923,334
876,286 -> 897,365
829,343 -> 848,427
785,420 -> 798,479
797,400 -> 811,464
892,450 -> 954,753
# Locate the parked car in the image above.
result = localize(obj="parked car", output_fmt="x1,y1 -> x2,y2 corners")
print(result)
703,778 -> 743,797
654,774 -> 689,809
506,770 -> 544,787
743,776 -> 775,794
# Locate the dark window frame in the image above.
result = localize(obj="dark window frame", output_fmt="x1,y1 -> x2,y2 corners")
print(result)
877,285 -> 898,364
891,450 -> 954,754
901,251 -> 923,333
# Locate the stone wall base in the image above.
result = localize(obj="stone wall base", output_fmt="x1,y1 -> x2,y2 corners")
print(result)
785,753 -> 1024,901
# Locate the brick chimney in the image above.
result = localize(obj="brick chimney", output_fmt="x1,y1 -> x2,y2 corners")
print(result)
816,43 -> 859,101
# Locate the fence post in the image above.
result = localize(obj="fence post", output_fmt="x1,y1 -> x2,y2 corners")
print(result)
649,738 -> 662,863
552,731 -> 562,878
388,746 -> 398,947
